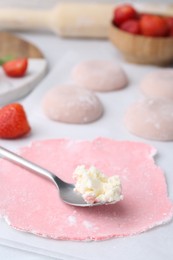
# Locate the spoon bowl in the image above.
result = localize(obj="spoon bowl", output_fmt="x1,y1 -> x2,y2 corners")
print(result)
0,146 -> 104,207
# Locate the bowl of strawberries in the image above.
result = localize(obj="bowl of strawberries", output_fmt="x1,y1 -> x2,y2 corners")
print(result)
109,4 -> 173,65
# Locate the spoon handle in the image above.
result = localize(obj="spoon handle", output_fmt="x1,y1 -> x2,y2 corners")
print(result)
0,146 -> 58,184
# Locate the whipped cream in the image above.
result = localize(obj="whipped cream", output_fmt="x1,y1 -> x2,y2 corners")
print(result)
73,165 -> 123,204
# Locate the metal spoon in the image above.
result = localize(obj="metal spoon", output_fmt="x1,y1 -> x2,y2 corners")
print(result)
0,146 -> 104,207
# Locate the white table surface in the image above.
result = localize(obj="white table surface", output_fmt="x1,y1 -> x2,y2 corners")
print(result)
0,28 -> 173,259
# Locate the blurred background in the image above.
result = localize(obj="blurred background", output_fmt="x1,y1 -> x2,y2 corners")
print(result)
0,0 -> 172,9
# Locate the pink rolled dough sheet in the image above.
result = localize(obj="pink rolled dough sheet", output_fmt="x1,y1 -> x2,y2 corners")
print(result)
0,138 -> 173,241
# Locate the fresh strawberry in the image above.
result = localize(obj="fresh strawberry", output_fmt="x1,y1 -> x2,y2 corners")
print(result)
0,103 -> 31,139
165,17 -> 173,29
120,19 -> 140,34
137,13 -> 150,19
113,4 -> 137,26
169,27 -> 173,36
140,15 -> 169,37
2,58 -> 28,77
165,16 -> 173,36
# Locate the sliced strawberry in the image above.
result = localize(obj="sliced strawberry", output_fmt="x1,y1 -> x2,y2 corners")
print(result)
113,4 -> 138,26
0,103 -> 31,139
2,58 -> 28,77
120,19 -> 140,34
140,15 -> 169,37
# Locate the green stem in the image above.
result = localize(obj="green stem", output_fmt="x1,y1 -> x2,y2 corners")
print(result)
0,55 -> 14,66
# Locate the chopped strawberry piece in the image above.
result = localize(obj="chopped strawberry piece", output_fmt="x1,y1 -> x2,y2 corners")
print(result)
2,58 -> 28,77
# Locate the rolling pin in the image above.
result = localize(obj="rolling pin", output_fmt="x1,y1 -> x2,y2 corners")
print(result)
0,2 -> 173,38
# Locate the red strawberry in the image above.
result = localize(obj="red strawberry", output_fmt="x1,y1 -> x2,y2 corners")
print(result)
169,27 -> 173,36
120,19 -> 140,34
137,13 -> 150,19
140,15 -> 169,37
0,103 -> 31,139
113,4 -> 137,26
165,17 -> 173,36
2,58 -> 28,77
165,17 -> 173,29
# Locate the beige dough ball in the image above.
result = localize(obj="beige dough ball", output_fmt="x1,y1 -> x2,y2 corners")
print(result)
140,69 -> 173,100
42,85 -> 103,124
72,60 -> 128,92
124,98 -> 173,141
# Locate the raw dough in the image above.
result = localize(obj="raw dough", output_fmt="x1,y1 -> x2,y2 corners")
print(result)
140,69 -> 173,100
124,99 -> 173,141
71,60 -> 128,92
42,84 -> 103,124
0,138 -> 172,241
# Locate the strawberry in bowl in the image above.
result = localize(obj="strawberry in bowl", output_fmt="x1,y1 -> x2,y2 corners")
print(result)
109,4 -> 173,65
113,4 -> 137,26
139,14 -> 169,37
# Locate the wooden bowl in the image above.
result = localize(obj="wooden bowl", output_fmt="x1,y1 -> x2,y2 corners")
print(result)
109,24 -> 173,66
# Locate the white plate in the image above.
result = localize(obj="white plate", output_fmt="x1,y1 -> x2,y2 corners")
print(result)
0,58 -> 47,105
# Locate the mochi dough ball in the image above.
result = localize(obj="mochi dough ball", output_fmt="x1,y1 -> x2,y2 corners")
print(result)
42,84 -> 104,124
140,69 -> 173,100
124,98 -> 173,141
72,60 -> 128,92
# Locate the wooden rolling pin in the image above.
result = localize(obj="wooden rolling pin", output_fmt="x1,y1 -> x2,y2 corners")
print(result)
0,2 -> 173,38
